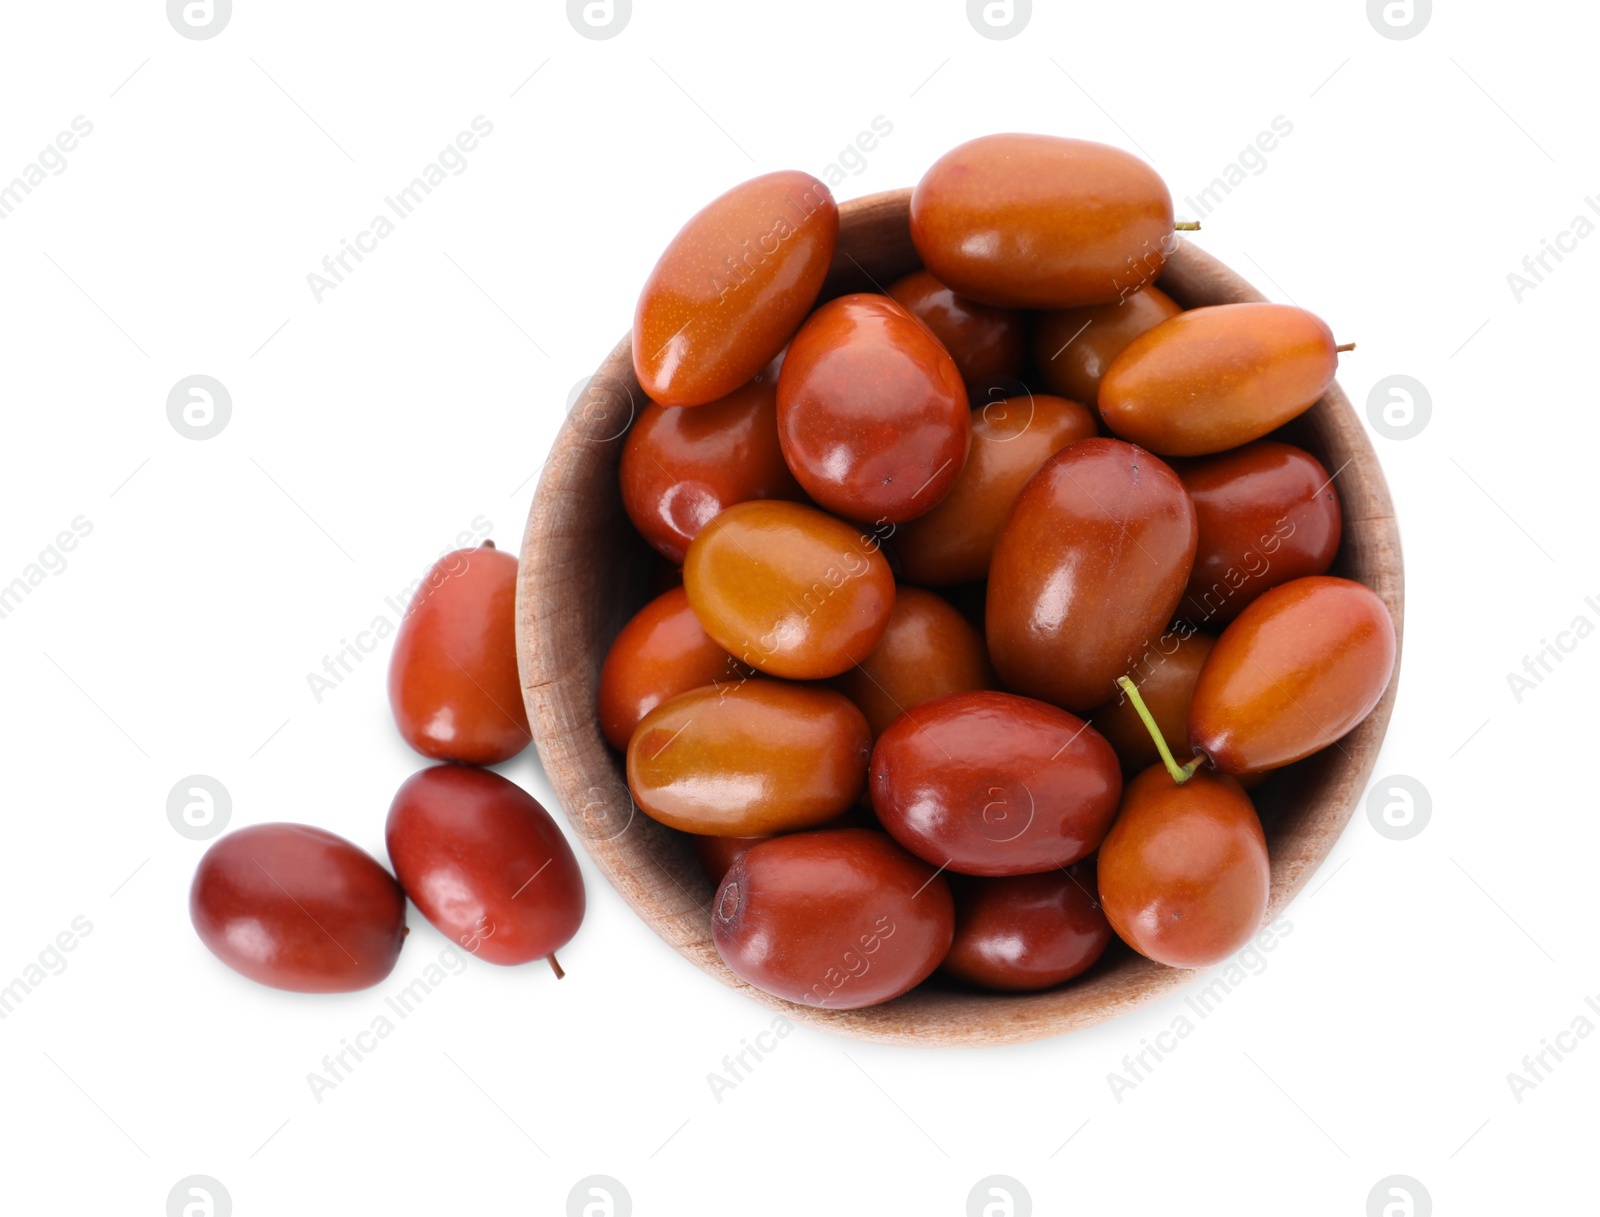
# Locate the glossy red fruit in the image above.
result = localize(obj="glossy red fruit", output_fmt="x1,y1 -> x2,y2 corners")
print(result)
870,690 -> 1122,876
886,269 -> 1027,399
388,543 -> 531,765
683,500 -> 896,679
1099,304 -> 1340,456
1090,629 -> 1216,772
893,394 -> 1098,586
910,134 -> 1176,308
831,587 -> 995,737
190,824 -> 407,993
385,766 -> 584,967
777,293 -> 970,525
942,864 -> 1112,991
1032,285 -> 1182,407
712,828 -> 954,1009
693,834 -> 766,886
986,438 -> 1198,712
634,171 -> 838,407
619,363 -> 806,564
597,587 -> 748,751
1177,441 -> 1343,627
627,682 -> 872,836
1097,765 -> 1269,968
1189,576 -> 1397,774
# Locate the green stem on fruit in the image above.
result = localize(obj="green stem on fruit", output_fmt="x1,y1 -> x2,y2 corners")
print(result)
1174,220 -> 1202,231
547,953 -> 565,980
1116,676 -> 1203,785
1336,342 -> 1356,353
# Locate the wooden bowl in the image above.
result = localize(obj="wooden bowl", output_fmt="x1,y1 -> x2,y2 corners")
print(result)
516,188 -> 1404,1047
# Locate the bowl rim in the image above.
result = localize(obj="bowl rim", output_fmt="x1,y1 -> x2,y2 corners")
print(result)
516,186 -> 1405,1047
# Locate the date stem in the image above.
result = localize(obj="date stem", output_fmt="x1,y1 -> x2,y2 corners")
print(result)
1116,675 -> 1203,785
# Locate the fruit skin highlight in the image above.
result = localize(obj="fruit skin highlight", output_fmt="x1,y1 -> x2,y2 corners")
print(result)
1188,575 -> 1397,775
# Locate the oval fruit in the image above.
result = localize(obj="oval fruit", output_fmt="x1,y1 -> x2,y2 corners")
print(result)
190,824 -> 407,993
633,170 -> 838,407
1189,575 -> 1396,774
1091,629 -> 1217,772
386,766 -> 584,967
693,834 -> 766,887
831,587 -> 995,737
942,865 -> 1112,991
683,500 -> 895,679
627,682 -> 871,835
1178,440 -> 1343,627
388,543 -> 531,765
870,690 -> 1122,876
777,293 -> 970,524
886,269 -> 1026,399
986,438 -> 1197,712
1032,285 -> 1181,407
1097,765 -> 1269,968
894,394 -> 1098,585
910,134 -> 1176,309
597,586 -> 749,751
619,364 -> 806,563
711,828 -> 954,1009
1099,303 -> 1339,456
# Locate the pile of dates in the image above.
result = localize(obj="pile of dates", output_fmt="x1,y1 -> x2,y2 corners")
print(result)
607,133 -> 1395,1010
190,543 -> 585,993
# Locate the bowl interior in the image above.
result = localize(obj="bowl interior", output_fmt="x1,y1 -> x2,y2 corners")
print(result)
516,188 -> 1404,1047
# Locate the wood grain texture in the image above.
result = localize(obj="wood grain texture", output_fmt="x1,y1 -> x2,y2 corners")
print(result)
516,188 -> 1404,1047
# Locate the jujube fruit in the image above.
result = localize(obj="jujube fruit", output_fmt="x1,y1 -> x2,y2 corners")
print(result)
870,690 -> 1122,876
910,134 -> 1178,309
683,499 -> 895,679
1031,285 -> 1181,406
627,681 -> 871,835
711,828 -> 954,1009
1091,629 -> 1217,772
633,170 -> 838,407
598,586 -> 748,751
777,293 -> 970,525
1188,575 -> 1396,774
386,765 -> 584,969
1097,765 -> 1269,968
1099,303 -> 1341,456
619,364 -> 806,564
886,268 -> 1027,400
388,543 -> 531,765
893,394 -> 1098,586
190,823 -> 407,993
942,865 -> 1112,991
1178,440 -> 1342,626
831,587 -> 995,737
986,437 -> 1197,712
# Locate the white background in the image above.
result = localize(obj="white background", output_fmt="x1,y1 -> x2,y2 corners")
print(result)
1,1 -> 1593,1213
